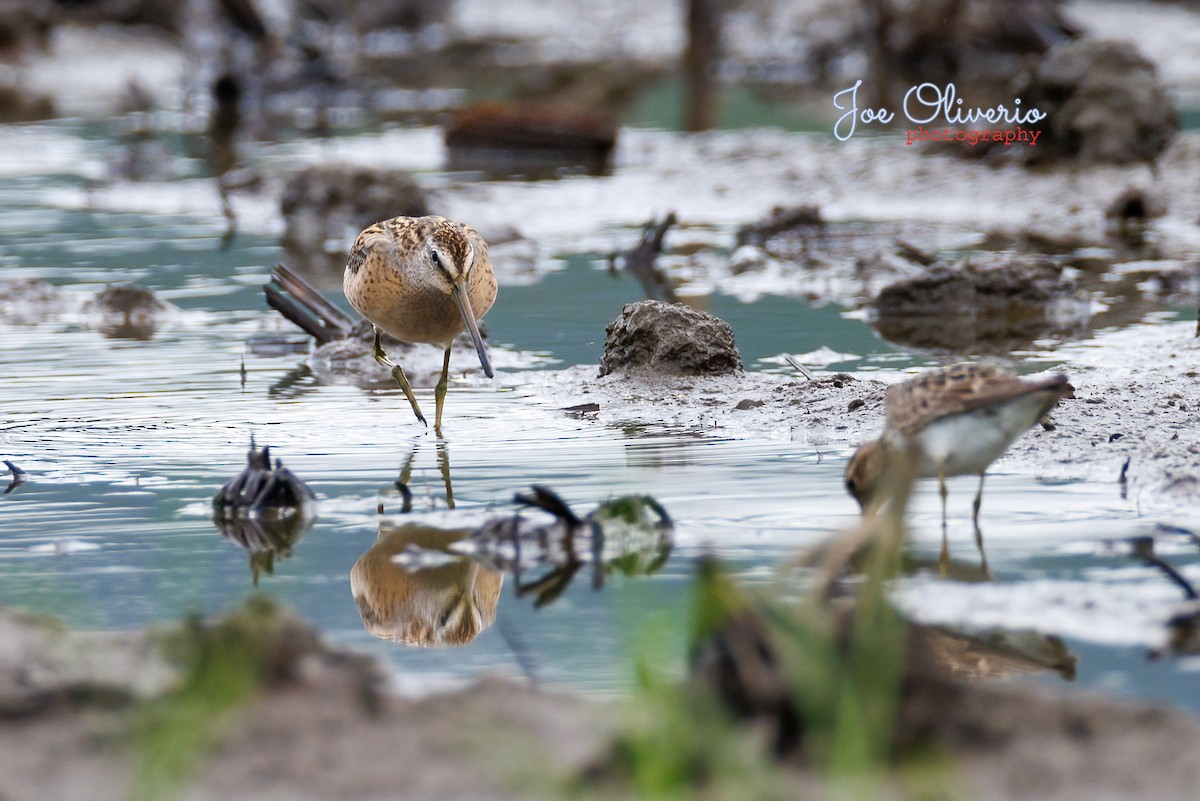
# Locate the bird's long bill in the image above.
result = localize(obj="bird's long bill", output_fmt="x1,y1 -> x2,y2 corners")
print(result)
453,280 -> 493,378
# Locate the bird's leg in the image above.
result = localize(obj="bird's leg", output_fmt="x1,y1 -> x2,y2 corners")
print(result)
390,447 -> 416,514
972,472 -> 985,527
973,473 -> 990,579
436,437 -> 454,510
938,469 -> 950,578
371,327 -> 389,366
373,328 -> 426,426
434,347 -> 451,436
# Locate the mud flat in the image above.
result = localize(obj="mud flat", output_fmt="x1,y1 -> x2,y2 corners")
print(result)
525,317 -> 1199,516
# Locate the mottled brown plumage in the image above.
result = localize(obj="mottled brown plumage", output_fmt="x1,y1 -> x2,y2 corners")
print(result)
883,363 -> 1043,435
845,363 -> 1069,569
343,215 -> 498,433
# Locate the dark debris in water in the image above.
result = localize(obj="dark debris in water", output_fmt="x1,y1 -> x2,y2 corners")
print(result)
608,212 -> 678,303
440,486 -> 675,608
264,263 -> 357,346
3,460 -> 26,496
1101,526 -> 1200,659
212,443 -> 317,583
734,204 -> 824,249
347,487 -> 672,646
213,443 -> 316,513
81,284 -> 176,341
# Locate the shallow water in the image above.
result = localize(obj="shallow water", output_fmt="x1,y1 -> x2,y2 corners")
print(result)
2,118 -> 1199,713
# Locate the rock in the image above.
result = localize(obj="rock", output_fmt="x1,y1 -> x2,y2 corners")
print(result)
735,204 -> 823,249
327,0 -> 453,32
870,253 -> 1090,352
599,300 -> 742,378
81,284 -> 176,340
443,101 -> 618,177
0,277 -> 63,324
1013,38 -> 1178,165
280,166 -> 429,275
0,1 -> 52,58
1105,187 -> 1166,247
861,0 -> 1078,86
52,0 -> 183,36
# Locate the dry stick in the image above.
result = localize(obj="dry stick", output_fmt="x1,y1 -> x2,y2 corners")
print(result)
783,355 -> 815,381
610,212 -> 679,303
3,459 -> 26,495
264,263 -> 356,344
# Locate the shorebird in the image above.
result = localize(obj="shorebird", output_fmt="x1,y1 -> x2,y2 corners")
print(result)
343,215 -> 497,434
844,363 -> 1069,567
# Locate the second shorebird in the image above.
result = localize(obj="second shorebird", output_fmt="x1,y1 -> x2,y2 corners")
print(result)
845,363 -> 1069,536
343,215 -> 497,434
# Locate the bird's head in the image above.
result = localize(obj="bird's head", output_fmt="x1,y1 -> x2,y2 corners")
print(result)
426,222 -> 493,378
427,224 -> 476,286
844,439 -> 886,513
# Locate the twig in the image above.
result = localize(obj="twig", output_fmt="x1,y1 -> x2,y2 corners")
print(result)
610,213 -> 679,303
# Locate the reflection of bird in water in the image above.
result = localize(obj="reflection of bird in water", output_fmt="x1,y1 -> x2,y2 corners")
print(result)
343,215 -> 497,434
350,524 -> 503,647
845,363 -> 1069,571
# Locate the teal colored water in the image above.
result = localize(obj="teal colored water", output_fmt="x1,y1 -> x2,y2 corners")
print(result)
1,119 -> 1198,711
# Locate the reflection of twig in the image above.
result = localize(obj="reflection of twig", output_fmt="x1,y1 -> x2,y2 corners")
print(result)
219,184 -> 237,249
1118,455 -> 1131,499
518,559 -> 584,608
514,485 -> 581,526
497,617 -> 540,687
895,239 -> 937,266
1130,536 -> 1199,600
465,487 -> 674,608
609,213 -> 679,303
3,460 -> 27,495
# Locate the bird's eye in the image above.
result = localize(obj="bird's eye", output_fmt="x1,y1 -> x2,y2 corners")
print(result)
429,248 -> 442,268
844,478 -> 857,496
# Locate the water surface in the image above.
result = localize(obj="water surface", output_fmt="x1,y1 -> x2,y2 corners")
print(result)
2,118 -> 1198,712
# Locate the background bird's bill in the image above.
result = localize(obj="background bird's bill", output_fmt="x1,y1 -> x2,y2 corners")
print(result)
453,278 -> 493,378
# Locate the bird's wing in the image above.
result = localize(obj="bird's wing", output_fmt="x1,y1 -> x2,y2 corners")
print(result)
886,363 -> 1066,433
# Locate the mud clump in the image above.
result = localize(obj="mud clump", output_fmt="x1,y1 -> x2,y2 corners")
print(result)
1014,38 -> 1178,165
280,166 -> 429,275
443,101 -> 618,176
599,300 -> 742,378
735,204 -> 824,250
871,253 -> 1089,352
82,284 -> 176,340
0,277 -> 62,323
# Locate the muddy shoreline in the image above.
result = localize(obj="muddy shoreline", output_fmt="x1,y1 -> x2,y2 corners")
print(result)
3,598 -> 1200,801
524,317 -> 1200,517
3,1 -> 1200,799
